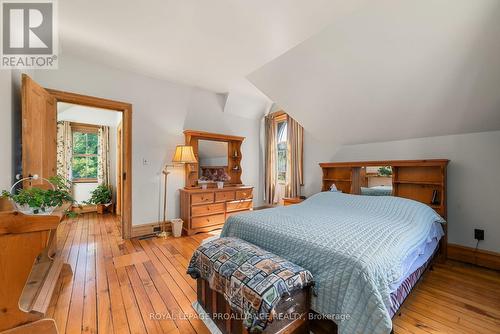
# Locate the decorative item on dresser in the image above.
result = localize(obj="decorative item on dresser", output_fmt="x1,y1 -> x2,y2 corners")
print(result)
320,159 -> 449,260
180,186 -> 253,235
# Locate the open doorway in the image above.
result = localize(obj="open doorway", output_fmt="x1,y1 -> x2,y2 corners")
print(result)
19,75 -> 133,239
56,102 -> 123,220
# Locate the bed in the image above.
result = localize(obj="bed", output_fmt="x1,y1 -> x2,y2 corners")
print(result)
221,191 -> 446,334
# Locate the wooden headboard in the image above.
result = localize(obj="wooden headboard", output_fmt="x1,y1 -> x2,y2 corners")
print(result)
319,159 -> 449,216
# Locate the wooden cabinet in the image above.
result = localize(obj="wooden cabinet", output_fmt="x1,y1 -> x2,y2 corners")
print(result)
180,186 -> 253,235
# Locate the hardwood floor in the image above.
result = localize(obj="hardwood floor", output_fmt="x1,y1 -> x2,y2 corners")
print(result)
48,213 -> 500,334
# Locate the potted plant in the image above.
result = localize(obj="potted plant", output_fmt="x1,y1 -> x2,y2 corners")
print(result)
85,184 -> 112,214
214,169 -> 231,189
198,176 -> 210,189
1,175 -> 76,216
378,166 -> 393,177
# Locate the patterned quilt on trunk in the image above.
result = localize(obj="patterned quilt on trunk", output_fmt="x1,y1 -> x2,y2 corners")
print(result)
187,237 -> 314,332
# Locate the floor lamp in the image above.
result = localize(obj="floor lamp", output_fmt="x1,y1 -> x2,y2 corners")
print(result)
161,145 -> 197,235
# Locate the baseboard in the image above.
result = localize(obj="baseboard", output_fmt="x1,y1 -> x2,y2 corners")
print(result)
448,243 -> 500,270
131,221 -> 172,238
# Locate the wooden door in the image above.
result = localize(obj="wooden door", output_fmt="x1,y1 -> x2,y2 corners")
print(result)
21,74 -> 57,187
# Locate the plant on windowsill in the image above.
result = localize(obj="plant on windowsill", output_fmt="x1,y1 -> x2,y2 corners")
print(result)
1,175 -> 77,217
85,184 -> 112,214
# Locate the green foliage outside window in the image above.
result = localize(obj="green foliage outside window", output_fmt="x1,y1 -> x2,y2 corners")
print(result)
72,131 -> 99,180
277,121 -> 287,183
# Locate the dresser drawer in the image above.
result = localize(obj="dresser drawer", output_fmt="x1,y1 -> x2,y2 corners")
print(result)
191,203 -> 225,217
215,191 -> 236,202
191,213 -> 225,229
226,199 -> 253,212
191,192 -> 214,205
235,189 -> 253,200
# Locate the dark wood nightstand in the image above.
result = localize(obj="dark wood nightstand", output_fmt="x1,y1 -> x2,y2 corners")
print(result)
283,197 -> 305,206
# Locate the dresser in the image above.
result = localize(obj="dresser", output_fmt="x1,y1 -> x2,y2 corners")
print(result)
180,186 -> 253,235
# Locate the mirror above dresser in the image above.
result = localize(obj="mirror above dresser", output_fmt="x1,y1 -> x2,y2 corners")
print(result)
183,130 -> 245,188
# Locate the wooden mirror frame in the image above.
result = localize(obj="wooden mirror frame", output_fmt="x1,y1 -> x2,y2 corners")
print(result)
184,130 -> 245,188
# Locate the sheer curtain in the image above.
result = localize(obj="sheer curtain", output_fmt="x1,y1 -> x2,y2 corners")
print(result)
56,121 -> 72,180
98,126 -> 110,185
285,115 -> 304,198
264,113 -> 278,205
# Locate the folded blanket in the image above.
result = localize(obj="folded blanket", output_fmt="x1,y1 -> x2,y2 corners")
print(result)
187,237 -> 314,332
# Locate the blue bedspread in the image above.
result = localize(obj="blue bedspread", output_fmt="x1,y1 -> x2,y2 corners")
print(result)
221,192 -> 445,334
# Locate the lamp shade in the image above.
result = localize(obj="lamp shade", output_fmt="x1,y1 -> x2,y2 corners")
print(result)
171,145 -> 197,164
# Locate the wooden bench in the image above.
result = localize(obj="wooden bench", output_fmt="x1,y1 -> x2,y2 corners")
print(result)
0,206 -> 72,334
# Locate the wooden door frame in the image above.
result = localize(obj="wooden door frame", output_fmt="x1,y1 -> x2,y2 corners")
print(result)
116,122 -> 123,217
46,89 -> 133,239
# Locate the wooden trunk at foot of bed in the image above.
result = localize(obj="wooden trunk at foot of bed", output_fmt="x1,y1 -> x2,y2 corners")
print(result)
196,279 -> 310,334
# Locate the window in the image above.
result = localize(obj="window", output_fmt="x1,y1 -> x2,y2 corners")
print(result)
276,118 -> 287,183
72,127 -> 99,182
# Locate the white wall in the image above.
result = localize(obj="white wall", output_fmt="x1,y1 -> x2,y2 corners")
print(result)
301,129 -> 335,197
332,131 -> 500,253
0,70 -> 12,190
29,53 -> 264,225
72,183 -> 98,203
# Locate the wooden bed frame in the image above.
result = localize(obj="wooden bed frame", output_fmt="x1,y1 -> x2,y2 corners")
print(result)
195,159 -> 449,334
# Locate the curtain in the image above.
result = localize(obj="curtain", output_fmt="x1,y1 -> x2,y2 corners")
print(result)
264,113 -> 278,205
56,121 -> 72,180
285,115 -> 304,198
98,126 -> 110,185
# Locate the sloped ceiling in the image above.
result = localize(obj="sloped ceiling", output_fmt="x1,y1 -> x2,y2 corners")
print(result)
248,0 -> 500,144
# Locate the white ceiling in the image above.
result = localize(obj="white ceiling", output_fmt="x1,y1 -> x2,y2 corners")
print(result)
249,0 -> 500,144
59,0 -> 364,97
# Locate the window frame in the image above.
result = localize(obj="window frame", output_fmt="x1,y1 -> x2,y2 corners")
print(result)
275,113 -> 288,185
71,122 -> 100,183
